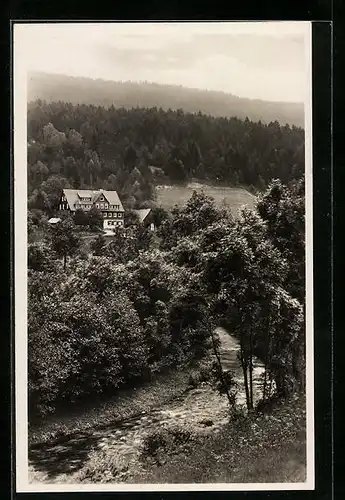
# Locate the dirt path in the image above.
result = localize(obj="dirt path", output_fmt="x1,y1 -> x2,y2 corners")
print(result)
29,328 -> 264,484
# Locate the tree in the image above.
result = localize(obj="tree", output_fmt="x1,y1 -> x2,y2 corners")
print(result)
103,293 -> 149,383
99,227 -> 139,263
124,209 -> 141,227
40,175 -> 71,209
90,234 -> 107,255
201,209 -> 302,411
42,122 -> 66,148
50,218 -> 81,270
150,206 -> 169,228
28,242 -> 57,272
74,208 -> 89,226
28,100 -> 305,205
29,160 -> 49,185
167,157 -> 187,183
88,206 -> 103,231
124,145 -> 138,170
143,300 -> 171,370
158,191 -> 231,249
256,179 -> 305,302
28,189 -> 51,213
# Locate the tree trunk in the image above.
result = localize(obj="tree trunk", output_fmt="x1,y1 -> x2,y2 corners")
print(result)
240,342 -> 251,412
210,329 -> 233,408
63,253 -> 67,271
263,311 -> 272,401
249,328 -> 254,410
263,364 -> 268,401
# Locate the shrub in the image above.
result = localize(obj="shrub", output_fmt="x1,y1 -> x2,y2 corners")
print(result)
141,426 -> 194,460
77,449 -> 131,483
188,360 -> 215,388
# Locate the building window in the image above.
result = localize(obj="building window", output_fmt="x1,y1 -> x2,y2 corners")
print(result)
105,203 -> 108,209
100,203 -> 104,209
103,212 -> 107,218
108,212 -> 112,217
96,203 -> 99,209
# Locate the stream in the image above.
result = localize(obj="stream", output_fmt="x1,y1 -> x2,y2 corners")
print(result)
29,327 -> 265,484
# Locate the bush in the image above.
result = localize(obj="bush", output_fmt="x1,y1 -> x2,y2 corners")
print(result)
141,426 -> 194,460
188,360 -> 215,388
77,449 -> 131,483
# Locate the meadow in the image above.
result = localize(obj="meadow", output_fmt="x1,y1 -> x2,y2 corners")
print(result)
155,183 -> 256,216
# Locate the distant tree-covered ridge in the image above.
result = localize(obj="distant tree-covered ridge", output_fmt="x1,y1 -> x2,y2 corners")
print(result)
27,100 -> 305,213
28,72 -> 305,128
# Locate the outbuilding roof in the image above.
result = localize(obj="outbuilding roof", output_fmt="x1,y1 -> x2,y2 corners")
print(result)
48,217 -> 61,224
134,208 -> 152,223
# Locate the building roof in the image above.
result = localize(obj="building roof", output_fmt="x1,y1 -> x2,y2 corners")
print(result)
63,189 -> 124,211
134,208 -> 152,223
102,190 -> 124,209
48,217 -> 61,224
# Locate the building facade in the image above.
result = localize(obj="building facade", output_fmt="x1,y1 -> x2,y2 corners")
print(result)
59,189 -> 125,230
133,208 -> 155,231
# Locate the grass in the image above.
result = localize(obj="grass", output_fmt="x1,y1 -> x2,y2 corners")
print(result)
55,393 -> 306,485
128,393 -> 307,484
29,362 -> 306,485
155,182 -> 256,216
29,368 -> 196,446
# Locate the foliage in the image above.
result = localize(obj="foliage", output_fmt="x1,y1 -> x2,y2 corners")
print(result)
27,100 -> 304,215
124,209 -> 140,227
158,191 -> 232,249
88,206 -> 103,230
28,180 -> 305,419
49,217 -> 81,270
256,178 -> 305,302
28,241 -> 57,272
141,426 -> 194,462
74,208 -> 89,226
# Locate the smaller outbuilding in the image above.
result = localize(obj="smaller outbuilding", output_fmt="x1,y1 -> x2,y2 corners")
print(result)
48,217 -> 61,224
133,209 -> 155,231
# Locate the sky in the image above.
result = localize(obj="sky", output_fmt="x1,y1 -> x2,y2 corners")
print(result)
15,22 -> 310,103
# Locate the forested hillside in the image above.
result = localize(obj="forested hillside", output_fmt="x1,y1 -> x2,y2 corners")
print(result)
28,73 -> 305,128
28,96 -> 306,483
27,100 -> 305,213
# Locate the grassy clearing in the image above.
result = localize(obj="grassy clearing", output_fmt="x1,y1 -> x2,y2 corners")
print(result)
155,183 -> 256,215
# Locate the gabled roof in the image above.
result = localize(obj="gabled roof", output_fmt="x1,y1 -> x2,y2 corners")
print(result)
102,190 -> 124,210
62,189 -> 124,211
134,208 -> 151,223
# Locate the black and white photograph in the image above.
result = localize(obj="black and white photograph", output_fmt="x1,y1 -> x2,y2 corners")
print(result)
14,21 -> 313,492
